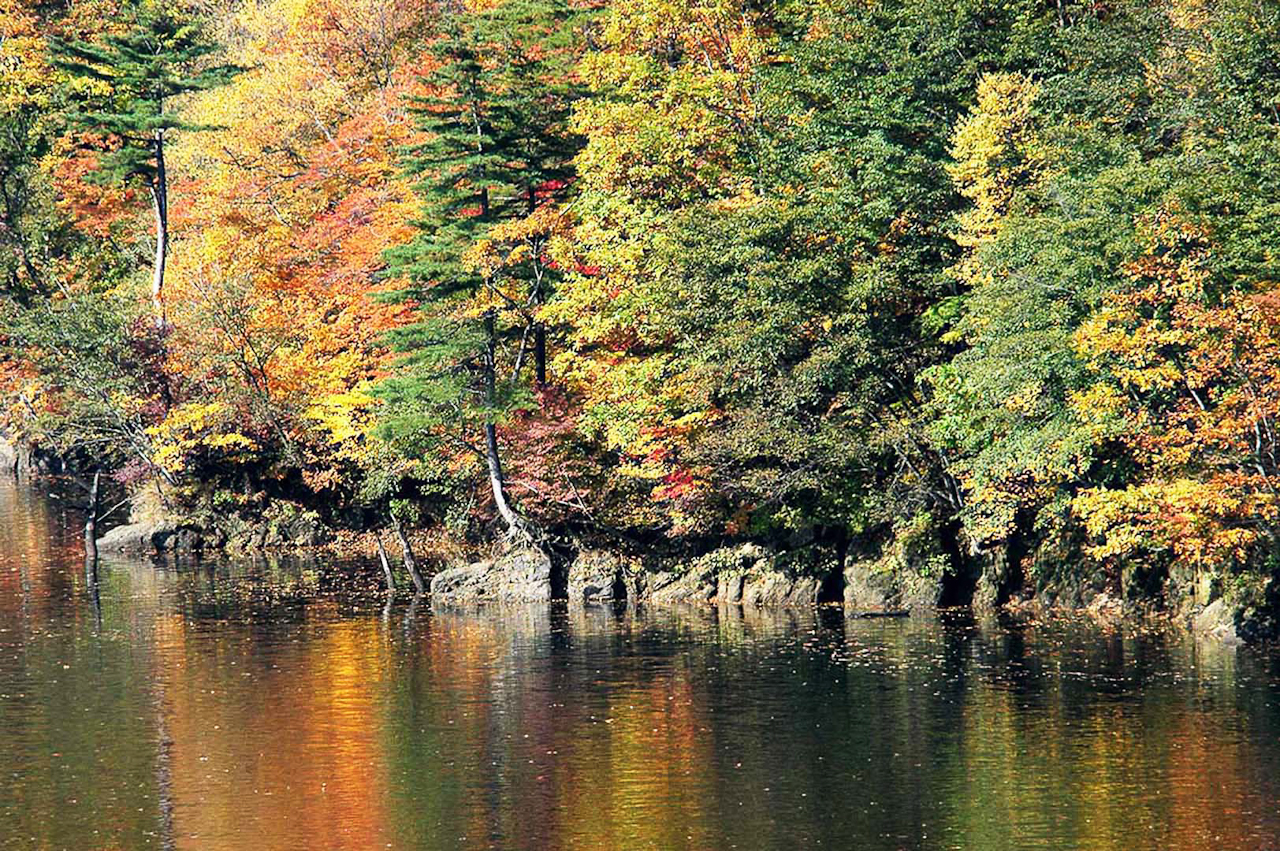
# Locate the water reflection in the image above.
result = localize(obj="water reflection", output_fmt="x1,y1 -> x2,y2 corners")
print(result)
2,476 -> 1280,850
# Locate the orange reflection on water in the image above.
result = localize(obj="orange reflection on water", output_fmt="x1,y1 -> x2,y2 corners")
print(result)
158,609 -> 395,850
1164,665 -> 1278,850
550,668 -> 717,850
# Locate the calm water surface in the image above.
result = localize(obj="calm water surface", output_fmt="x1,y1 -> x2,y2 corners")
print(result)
2,477 -> 1280,850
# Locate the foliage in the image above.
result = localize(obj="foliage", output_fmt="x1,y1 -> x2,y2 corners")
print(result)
376,0 -> 589,536
50,3 -> 237,191
1074,212 -> 1280,566
6,0 -> 1280,605
3,290 -> 170,477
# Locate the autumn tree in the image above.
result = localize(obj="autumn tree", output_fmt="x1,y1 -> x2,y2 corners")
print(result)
9,0 -> 1280,626
0,0 -> 148,503
135,0 -> 430,510
927,0 -> 1280,607
921,1 -> 1174,554
1074,212 -> 1280,567
0,0 -> 57,301
3,289 -> 171,481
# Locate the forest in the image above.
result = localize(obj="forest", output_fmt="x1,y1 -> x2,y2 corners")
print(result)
3,0 -> 1280,633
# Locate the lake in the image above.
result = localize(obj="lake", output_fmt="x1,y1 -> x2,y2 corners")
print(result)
1,475 -> 1279,850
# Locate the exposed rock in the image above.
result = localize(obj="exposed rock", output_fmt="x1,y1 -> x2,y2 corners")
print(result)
841,517 -> 953,615
1194,571 -> 1220,607
1021,520 -> 1093,608
648,567 -> 718,605
172,526 -> 205,552
1184,576 -> 1278,644
216,505 -> 329,551
717,572 -> 744,604
203,525 -> 229,549
198,509 -> 330,552
972,548 -> 1012,613
1084,592 -> 1128,629
267,509 -> 327,547
843,560 -> 901,611
568,550 -> 626,605
1192,598 -> 1239,643
644,545 -> 756,605
648,567 -> 829,608
96,522 -> 205,554
97,522 -> 175,553
900,574 -> 945,613
843,559 -> 939,614
638,544 -> 837,608
0,435 -> 59,475
430,549 -> 555,605
622,569 -> 652,605
739,571 -> 827,607
220,518 -> 261,551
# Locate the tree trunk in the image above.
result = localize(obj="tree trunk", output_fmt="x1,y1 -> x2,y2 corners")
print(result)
483,311 -> 526,537
485,422 -> 526,534
83,469 -> 100,582
150,131 -> 168,321
534,324 -> 547,387
391,515 -> 426,593
527,183 -> 547,387
376,533 -> 395,593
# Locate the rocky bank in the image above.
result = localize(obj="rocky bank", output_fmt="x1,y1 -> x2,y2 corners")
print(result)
92,505 -> 1276,642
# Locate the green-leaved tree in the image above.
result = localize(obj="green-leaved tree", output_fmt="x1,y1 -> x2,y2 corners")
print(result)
50,1 -> 237,318
378,0 -> 585,539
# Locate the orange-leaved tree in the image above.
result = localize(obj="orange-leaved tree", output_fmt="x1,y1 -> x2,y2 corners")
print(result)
1074,209 -> 1280,568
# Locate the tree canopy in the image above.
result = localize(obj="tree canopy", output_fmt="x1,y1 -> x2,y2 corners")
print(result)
5,0 -> 1280,617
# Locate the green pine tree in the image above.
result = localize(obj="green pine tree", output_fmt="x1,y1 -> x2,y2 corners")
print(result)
50,1 -> 237,319
378,1 -> 586,539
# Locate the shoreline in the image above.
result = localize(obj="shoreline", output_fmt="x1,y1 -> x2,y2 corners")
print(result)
93,516 -> 1251,645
